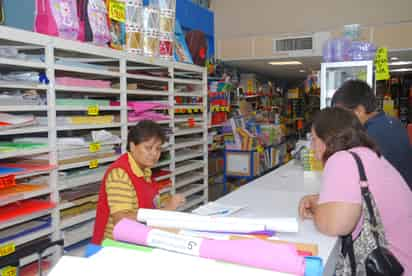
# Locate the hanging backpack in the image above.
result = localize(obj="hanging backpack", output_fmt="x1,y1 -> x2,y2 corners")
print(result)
35,0 -> 80,40
77,0 -> 93,41
185,30 -> 207,66
87,0 -> 111,45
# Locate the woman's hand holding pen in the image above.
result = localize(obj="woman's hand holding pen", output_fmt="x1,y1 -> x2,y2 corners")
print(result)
163,193 -> 186,210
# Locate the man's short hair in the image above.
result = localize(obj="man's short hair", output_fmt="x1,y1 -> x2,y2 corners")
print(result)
331,80 -> 376,113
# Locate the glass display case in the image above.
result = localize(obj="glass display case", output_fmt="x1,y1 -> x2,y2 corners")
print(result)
320,61 -> 374,109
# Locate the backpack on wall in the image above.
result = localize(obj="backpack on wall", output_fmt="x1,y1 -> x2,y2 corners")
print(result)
77,0 -> 93,41
185,30 -> 207,66
87,0 -> 111,45
35,0 -> 79,40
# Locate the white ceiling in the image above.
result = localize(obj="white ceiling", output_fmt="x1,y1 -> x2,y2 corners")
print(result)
224,49 -> 412,81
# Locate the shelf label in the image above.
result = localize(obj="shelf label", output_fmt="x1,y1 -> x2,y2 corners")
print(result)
257,145 -> 264,153
89,142 -> 101,153
0,243 -> 15,257
0,175 -> 16,190
187,118 -> 195,127
375,47 -> 390,81
89,159 -> 99,169
109,0 -> 126,22
87,105 -> 99,116
1,266 -> 16,276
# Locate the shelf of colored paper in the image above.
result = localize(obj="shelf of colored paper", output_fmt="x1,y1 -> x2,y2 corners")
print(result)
177,195 -> 206,211
57,123 -> 121,131
175,139 -> 205,150
175,91 -> 203,97
0,163 -> 55,178
55,85 -> 121,95
175,172 -> 204,189
0,200 -> 55,230
55,106 -> 121,112
60,210 -> 96,229
58,155 -> 119,171
58,167 -> 106,191
0,184 -> 50,207
0,81 -> 48,90
174,161 -> 205,177
175,150 -> 204,163
0,147 -> 50,160
174,128 -> 204,136
178,184 -> 205,198
0,105 -> 48,112
54,64 -> 120,78
127,89 -> 168,96
0,126 -> 49,136
174,78 -> 202,85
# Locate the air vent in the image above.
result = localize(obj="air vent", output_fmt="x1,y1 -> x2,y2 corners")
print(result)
275,37 -> 313,52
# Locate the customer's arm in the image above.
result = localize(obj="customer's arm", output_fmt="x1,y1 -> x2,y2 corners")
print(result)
299,151 -> 363,237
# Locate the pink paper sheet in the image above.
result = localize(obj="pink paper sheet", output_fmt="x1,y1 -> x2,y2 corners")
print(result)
113,219 -> 305,275
55,77 -> 111,88
113,218 -> 150,245
128,111 -> 170,122
110,101 -> 169,114
200,239 -> 305,275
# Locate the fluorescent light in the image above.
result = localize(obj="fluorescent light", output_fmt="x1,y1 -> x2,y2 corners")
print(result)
390,57 -> 399,61
299,70 -> 306,73
389,68 -> 412,72
388,61 -> 412,66
268,61 -> 302,66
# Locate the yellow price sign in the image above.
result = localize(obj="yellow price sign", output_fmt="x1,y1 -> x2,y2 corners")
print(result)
88,105 -> 99,116
375,47 -> 390,81
89,142 -> 101,153
109,0 -> 126,22
2,266 -> 16,276
89,159 -> 99,169
257,145 -> 264,153
0,243 -> 15,257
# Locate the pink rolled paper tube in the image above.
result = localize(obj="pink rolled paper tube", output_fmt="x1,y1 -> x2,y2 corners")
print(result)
113,218 -> 151,246
200,239 -> 305,275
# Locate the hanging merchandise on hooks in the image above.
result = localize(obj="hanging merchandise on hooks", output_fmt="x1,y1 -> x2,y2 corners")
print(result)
107,0 -> 126,49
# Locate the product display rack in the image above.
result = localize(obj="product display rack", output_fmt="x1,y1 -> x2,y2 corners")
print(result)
0,26 -> 208,269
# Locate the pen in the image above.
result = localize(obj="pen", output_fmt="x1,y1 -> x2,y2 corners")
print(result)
208,210 -> 230,216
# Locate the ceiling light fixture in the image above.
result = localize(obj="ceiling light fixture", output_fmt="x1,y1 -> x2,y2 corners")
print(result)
299,70 -> 306,73
268,61 -> 302,66
388,61 -> 412,66
390,57 -> 399,61
389,68 -> 412,72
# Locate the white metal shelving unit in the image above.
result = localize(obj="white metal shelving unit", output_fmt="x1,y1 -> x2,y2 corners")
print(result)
0,25 -> 208,267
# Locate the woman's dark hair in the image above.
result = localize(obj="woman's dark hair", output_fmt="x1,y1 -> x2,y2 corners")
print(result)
331,80 -> 377,113
127,120 -> 166,151
313,107 -> 380,163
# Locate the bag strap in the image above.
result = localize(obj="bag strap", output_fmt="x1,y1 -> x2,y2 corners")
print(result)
341,151 -> 383,276
348,151 -> 380,242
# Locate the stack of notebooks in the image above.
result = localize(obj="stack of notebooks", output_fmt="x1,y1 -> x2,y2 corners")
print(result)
0,113 -> 37,130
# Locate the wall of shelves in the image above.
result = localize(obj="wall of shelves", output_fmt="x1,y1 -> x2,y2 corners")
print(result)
0,26 -> 207,269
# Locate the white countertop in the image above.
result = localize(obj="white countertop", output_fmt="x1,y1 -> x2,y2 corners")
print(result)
216,161 -> 339,276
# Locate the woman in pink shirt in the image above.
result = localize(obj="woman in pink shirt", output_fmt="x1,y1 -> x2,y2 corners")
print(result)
299,107 -> 412,275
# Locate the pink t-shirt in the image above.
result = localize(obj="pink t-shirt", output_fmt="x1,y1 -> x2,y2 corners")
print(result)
318,147 -> 412,274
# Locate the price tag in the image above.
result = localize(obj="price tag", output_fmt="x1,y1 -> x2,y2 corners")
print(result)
375,47 -> 390,81
147,229 -> 203,256
87,105 -> 99,116
0,175 -> 16,189
0,243 -> 15,257
109,0 -> 126,22
89,159 -> 99,169
187,118 -> 195,127
187,108 -> 193,114
193,108 -> 199,113
257,145 -> 264,153
1,266 -> 16,276
89,142 -> 101,153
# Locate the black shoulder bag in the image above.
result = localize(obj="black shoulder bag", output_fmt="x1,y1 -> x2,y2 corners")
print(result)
335,151 -> 404,276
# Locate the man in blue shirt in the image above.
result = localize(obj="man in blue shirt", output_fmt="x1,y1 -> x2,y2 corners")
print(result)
332,80 -> 412,190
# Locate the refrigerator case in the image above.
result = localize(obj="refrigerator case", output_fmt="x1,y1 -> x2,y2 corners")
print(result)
320,61 -> 374,109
